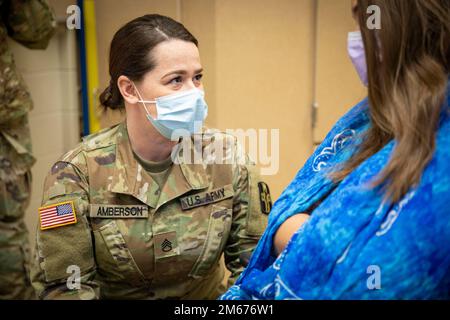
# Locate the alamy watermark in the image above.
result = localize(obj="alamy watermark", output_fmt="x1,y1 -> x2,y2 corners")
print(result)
367,265 -> 382,290
66,264 -> 81,290
170,124 -> 280,176
366,5 -> 381,30
66,5 -> 81,30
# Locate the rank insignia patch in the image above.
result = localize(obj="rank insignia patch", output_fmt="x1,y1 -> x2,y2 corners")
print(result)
258,182 -> 272,215
154,231 -> 179,259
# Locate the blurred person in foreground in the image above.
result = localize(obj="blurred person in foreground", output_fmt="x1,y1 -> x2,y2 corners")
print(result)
221,0 -> 450,300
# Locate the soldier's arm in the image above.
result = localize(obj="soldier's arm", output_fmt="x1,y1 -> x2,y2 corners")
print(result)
5,0 -> 56,49
30,150 -> 99,300
0,72 -> 33,124
224,140 -> 270,287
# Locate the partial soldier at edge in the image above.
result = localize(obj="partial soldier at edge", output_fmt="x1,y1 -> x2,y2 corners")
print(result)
0,0 -> 56,300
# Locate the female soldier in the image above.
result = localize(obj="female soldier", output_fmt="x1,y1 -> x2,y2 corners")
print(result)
30,14 -> 270,300
221,0 -> 450,300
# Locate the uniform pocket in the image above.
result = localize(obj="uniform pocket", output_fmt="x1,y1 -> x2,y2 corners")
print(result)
93,220 -> 147,286
189,205 -> 232,279
0,171 -> 31,221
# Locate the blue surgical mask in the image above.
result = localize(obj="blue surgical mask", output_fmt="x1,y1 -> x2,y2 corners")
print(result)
133,85 -> 208,141
347,31 -> 368,86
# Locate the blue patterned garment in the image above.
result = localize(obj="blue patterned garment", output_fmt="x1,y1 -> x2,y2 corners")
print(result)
220,83 -> 450,300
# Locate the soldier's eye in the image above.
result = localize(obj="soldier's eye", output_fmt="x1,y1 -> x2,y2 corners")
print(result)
169,76 -> 183,85
194,74 -> 203,82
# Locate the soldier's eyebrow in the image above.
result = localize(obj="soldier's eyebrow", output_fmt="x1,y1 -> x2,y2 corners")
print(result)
161,68 -> 203,79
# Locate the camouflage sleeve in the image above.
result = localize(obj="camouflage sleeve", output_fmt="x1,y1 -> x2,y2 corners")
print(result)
30,148 -> 100,300
5,0 -> 56,49
224,140 -> 270,287
0,27 -> 33,124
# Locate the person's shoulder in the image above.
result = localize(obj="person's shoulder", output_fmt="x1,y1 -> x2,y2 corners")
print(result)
56,123 -> 121,166
316,98 -> 371,154
334,97 -> 370,130
192,127 -> 251,166
192,127 -> 238,147
81,123 -> 122,150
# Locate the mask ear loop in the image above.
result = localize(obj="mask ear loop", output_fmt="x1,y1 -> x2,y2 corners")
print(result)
132,82 -> 157,120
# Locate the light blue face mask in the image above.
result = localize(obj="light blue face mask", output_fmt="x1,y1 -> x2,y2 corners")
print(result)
133,85 -> 208,141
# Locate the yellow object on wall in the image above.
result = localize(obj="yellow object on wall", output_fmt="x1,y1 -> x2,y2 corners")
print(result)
83,0 -> 101,134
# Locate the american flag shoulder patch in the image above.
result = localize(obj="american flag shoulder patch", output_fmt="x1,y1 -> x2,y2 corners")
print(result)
39,201 -> 77,230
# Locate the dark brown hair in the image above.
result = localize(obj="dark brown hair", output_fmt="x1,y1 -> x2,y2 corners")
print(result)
99,14 -> 198,109
332,0 -> 449,202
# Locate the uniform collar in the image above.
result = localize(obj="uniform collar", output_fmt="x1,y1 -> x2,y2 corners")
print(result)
109,122 -> 210,210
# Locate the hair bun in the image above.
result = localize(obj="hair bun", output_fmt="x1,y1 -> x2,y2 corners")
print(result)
99,81 -> 123,109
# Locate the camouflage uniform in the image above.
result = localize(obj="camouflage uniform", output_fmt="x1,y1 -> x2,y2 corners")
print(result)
30,122 -> 271,299
0,0 -> 55,299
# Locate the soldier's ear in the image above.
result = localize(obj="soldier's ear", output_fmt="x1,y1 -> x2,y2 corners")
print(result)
117,76 -> 139,105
